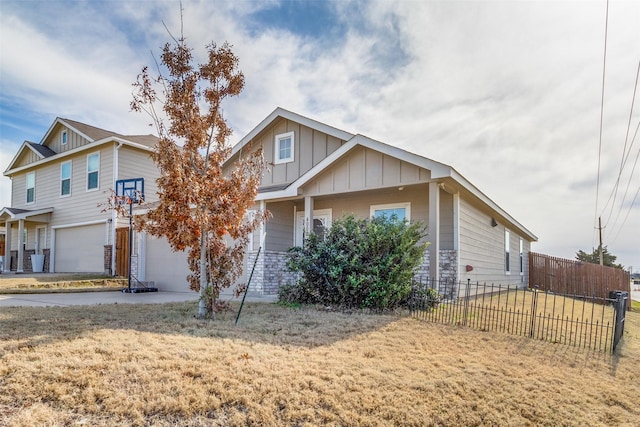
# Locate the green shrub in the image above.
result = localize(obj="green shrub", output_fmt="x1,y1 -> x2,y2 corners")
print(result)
284,214 -> 429,311
406,283 -> 441,311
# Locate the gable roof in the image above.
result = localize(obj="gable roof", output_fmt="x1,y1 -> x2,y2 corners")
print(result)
0,206 -> 54,221
230,107 -> 354,159
238,108 -> 537,242
26,141 -> 57,158
4,117 -> 158,175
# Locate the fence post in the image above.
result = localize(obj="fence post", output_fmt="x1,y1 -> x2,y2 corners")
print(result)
612,291 -> 628,351
529,285 -> 539,338
462,278 -> 470,326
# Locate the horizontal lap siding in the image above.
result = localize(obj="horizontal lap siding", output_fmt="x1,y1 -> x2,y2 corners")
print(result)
459,198 -> 526,285
9,145 -> 114,226
265,201 -> 295,252
52,146 -> 114,225
117,147 -> 159,203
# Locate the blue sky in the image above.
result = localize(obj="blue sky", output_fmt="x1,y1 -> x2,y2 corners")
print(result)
1,0 -> 639,270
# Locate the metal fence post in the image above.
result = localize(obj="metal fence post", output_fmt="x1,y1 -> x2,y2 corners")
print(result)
612,291 -> 628,351
462,278 -> 470,326
529,285 -> 539,338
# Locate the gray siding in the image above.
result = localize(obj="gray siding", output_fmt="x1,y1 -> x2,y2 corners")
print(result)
458,198 -> 528,285
265,201 -> 295,251
279,184 -> 455,251
257,117 -> 347,187
303,146 -> 431,196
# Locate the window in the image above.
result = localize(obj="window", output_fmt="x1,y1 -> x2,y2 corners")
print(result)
61,130 -> 68,145
505,230 -> 511,274
370,203 -> 411,222
26,171 -> 35,204
87,153 -> 99,190
61,161 -> 71,196
519,239 -> 524,276
295,209 -> 332,247
274,131 -> 294,164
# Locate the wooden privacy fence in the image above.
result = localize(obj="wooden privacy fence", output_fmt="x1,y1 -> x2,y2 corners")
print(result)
529,252 -> 630,299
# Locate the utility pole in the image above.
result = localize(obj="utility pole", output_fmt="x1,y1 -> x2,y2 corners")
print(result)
598,216 -> 604,266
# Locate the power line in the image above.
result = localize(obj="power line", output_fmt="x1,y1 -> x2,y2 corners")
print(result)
593,0 -> 609,248
609,119 -> 640,244
601,59 -> 640,228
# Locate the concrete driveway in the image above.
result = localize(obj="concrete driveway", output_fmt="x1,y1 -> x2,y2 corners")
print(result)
0,290 -> 276,308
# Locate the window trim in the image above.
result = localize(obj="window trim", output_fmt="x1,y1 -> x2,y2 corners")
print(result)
519,238 -> 524,276
26,171 -> 35,204
505,229 -> 511,275
370,202 -> 411,222
61,130 -> 68,145
274,131 -> 294,164
86,152 -> 100,191
60,160 -> 72,197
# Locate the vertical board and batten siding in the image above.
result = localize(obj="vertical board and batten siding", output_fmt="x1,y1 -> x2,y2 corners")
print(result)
117,146 -> 160,203
47,126 -> 91,154
302,146 -> 431,196
258,118 -> 346,187
12,149 -> 41,169
458,197 -> 529,285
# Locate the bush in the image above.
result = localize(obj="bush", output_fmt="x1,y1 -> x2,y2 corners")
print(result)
406,283 -> 441,311
284,214 -> 429,311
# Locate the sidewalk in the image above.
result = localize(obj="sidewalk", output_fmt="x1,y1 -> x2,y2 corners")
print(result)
0,289 -> 277,308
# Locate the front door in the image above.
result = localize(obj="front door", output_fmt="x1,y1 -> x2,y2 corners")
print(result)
295,209 -> 332,247
115,228 -> 129,277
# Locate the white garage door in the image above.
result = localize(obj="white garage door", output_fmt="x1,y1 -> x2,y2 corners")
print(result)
55,224 -> 105,272
144,235 -> 191,292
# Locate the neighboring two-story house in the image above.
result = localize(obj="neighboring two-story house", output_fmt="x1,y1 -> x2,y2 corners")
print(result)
1,118 -> 159,276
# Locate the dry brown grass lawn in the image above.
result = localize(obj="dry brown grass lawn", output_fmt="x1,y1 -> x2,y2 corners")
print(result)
1,301 -> 638,426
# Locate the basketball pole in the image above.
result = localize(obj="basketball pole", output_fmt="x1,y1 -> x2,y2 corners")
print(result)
128,197 -> 133,292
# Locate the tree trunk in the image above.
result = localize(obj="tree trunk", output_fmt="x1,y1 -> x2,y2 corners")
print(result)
198,227 -> 208,318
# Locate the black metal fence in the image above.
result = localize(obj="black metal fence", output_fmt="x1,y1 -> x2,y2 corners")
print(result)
409,279 -> 628,353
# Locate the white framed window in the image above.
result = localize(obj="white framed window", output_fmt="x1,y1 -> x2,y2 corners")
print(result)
61,130 -> 68,145
505,230 -> 511,274
274,131 -> 294,164
61,161 -> 72,197
519,238 -> 524,276
370,202 -> 411,222
295,209 -> 332,247
26,171 -> 35,204
87,152 -> 100,191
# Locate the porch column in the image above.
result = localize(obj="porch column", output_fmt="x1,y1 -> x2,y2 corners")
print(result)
17,219 -> 24,273
428,182 -> 440,282
4,221 -> 11,272
259,201 -> 266,248
304,196 -> 314,240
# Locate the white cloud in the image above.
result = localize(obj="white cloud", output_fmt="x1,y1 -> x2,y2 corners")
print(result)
0,0 -> 638,269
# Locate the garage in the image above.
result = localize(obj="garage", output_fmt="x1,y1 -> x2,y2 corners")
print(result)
54,224 -> 105,272
144,235 -> 190,292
